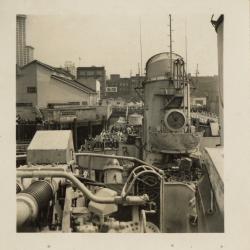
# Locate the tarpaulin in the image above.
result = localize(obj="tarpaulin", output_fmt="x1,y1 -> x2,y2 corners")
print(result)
149,131 -> 203,153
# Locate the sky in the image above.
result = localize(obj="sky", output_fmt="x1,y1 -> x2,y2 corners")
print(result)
26,13 -> 218,78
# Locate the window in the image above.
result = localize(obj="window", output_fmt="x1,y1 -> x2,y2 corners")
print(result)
106,87 -> 117,93
68,102 -> 80,105
16,103 -> 32,107
87,71 -> 94,76
61,110 -> 76,116
27,87 -> 36,93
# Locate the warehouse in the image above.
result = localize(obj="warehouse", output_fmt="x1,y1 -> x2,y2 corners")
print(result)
16,60 -> 98,119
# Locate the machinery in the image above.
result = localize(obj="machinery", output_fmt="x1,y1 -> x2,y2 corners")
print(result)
16,79 -> 223,233
16,15 -> 224,233
16,130 -> 158,233
16,51 -> 224,233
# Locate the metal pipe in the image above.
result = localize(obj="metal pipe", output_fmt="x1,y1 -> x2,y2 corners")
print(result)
16,169 -> 148,205
140,209 -> 147,233
16,178 -> 65,228
17,180 -> 54,228
210,189 -> 214,213
17,193 -> 38,227
121,168 -> 163,198
17,154 -> 164,175
18,167 -> 66,171
23,180 -> 54,208
75,152 -> 164,175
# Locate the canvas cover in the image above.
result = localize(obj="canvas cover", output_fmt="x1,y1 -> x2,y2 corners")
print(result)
27,130 -> 74,164
149,131 -> 202,153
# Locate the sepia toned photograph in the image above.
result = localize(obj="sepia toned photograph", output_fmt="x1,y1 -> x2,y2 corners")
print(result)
15,12 -> 224,233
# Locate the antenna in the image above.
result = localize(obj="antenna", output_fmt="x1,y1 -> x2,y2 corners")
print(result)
195,64 -> 199,85
78,57 -> 82,67
185,19 -> 188,74
139,19 -> 143,76
196,64 -> 199,77
169,14 -> 173,77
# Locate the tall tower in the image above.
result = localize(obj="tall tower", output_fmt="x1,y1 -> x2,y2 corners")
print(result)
16,15 -> 27,67
24,45 -> 34,65
16,15 -> 34,67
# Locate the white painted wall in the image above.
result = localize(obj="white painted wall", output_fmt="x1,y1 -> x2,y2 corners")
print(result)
16,63 -> 38,106
36,65 -> 95,107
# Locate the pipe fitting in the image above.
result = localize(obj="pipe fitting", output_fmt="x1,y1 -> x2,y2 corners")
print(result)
16,193 -> 39,227
16,180 -> 54,228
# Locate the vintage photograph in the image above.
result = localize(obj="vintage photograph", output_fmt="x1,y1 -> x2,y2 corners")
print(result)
16,13 -> 224,233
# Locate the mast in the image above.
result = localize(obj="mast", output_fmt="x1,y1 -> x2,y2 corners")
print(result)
169,14 -> 173,77
195,64 -> 199,84
139,19 -> 143,76
187,76 -> 191,131
185,19 -> 188,74
184,18 -> 190,131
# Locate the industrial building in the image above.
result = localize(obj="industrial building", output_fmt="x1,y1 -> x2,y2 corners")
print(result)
105,74 -> 144,101
16,60 -> 111,150
16,60 -> 98,111
191,75 -> 219,114
77,66 -> 106,99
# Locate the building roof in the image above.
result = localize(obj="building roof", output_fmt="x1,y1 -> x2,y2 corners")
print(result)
51,75 -> 96,94
77,66 -> 105,70
26,45 -> 34,49
17,14 -> 26,18
21,60 -> 55,71
55,67 -> 75,79
21,60 -> 73,78
20,60 -> 96,94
